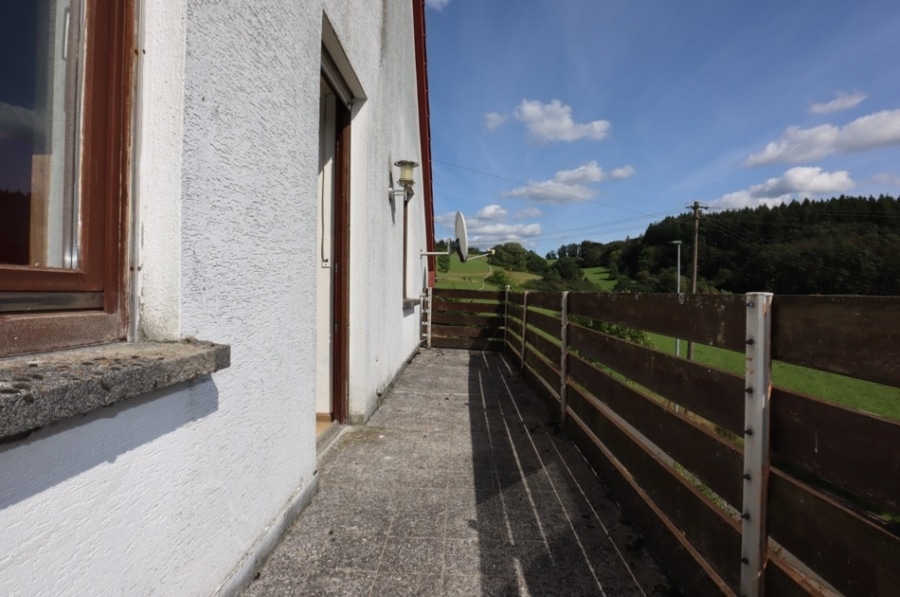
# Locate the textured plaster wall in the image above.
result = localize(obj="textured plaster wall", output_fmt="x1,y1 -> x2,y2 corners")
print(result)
0,0 -> 427,594
132,0 -> 187,341
324,0 -> 428,420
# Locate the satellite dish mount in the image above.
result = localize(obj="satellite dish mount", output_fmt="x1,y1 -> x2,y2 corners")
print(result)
421,212 -> 494,263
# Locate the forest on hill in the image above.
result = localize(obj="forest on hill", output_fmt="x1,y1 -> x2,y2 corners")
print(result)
455,195 -> 900,296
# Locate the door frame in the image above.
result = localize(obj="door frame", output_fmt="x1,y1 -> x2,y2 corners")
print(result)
330,100 -> 350,424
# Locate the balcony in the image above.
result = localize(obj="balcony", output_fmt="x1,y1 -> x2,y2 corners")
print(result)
245,289 -> 899,596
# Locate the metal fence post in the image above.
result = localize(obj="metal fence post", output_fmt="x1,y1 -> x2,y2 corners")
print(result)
504,285 -> 510,348
426,286 -> 433,349
560,291 -> 569,426
741,292 -> 773,597
521,291 -> 529,373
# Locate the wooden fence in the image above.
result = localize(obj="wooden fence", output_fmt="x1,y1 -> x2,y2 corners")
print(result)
428,287 -> 900,596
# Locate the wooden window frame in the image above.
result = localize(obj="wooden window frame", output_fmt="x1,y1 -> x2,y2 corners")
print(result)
0,0 -> 134,357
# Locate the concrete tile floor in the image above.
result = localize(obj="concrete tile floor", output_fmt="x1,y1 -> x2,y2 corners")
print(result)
242,349 -> 673,596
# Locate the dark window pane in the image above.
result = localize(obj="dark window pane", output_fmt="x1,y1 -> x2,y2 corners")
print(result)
0,1 -> 81,268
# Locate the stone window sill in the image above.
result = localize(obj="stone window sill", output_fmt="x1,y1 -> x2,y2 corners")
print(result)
0,340 -> 230,442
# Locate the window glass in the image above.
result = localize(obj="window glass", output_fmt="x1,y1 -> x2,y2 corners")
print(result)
0,1 -> 83,269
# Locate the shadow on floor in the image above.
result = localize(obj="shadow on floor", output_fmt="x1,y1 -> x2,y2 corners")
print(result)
242,349 -> 673,596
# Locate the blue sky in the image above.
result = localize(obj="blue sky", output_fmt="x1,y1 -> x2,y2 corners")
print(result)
424,0 -> 900,255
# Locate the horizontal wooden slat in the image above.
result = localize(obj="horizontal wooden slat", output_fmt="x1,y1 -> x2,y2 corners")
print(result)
568,354 -> 743,508
569,292 -> 746,352
566,387 -> 742,591
431,312 -> 504,328
505,340 -> 522,364
431,324 -> 504,340
767,556 -> 826,597
433,288 -> 504,301
525,291 -> 561,311
565,412 -> 731,595
526,310 -> 560,341
772,295 -> 900,386
568,323 -> 744,434
523,362 -> 560,405
524,345 -> 560,398
524,327 -> 561,367
768,468 -> 900,596
508,291 -> 526,305
432,301 -> 504,315
0,292 -> 104,313
771,386 -> 900,514
431,336 -> 503,351
507,329 -> 523,364
506,303 -> 523,321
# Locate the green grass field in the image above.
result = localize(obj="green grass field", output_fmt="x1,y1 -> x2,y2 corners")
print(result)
648,333 -> 900,421
582,266 -> 617,291
435,255 -> 540,290
435,257 -> 898,419
434,255 -> 496,290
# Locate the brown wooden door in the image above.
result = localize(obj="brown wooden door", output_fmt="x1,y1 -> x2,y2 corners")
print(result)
330,100 -> 350,423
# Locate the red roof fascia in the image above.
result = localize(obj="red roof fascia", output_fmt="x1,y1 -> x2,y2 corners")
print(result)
413,0 -> 436,286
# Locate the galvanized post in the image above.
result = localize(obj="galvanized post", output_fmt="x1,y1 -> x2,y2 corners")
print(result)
426,286 -> 433,349
559,292 -> 569,426
740,292 -> 773,597
504,285 -> 510,348
521,292 -> 529,372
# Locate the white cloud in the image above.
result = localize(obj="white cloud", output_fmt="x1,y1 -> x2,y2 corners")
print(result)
515,207 -> 543,219
747,109 -> 900,165
747,124 -> 839,165
873,173 -> 900,187
425,0 -> 451,10
504,180 -> 596,203
0,101 -> 35,140
711,167 -> 854,209
503,161 -> 633,203
434,209 -> 541,245
434,212 -> 456,228
810,91 -> 867,114
476,204 -> 507,219
513,99 -> 610,143
553,161 -> 605,184
839,110 -> 900,151
610,165 -> 636,179
484,112 -> 507,131
468,222 -> 542,245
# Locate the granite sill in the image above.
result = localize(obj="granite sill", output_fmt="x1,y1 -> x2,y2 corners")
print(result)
0,340 -> 230,441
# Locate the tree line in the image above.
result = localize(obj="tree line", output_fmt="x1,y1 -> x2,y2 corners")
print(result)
469,195 -> 900,295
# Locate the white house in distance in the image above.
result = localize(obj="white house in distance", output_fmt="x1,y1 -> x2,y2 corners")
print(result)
0,0 -> 435,594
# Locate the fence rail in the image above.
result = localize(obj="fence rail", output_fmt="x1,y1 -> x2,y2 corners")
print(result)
429,287 -> 900,596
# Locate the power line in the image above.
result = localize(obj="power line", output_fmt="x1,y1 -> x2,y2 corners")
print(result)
432,158 -> 652,216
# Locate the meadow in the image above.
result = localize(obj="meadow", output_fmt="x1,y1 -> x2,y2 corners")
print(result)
647,333 -> 899,421
434,254 -> 540,290
435,255 -> 898,420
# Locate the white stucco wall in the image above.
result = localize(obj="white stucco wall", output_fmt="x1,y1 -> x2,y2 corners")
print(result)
0,0 -> 429,594
328,0 -> 429,421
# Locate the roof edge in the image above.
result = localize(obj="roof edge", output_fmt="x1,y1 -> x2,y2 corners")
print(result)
413,0 -> 436,286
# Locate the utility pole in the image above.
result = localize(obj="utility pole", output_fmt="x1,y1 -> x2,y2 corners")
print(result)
670,240 -> 682,357
687,200 -> 707,360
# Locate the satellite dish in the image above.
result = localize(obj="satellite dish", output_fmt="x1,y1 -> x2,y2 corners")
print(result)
421,211 -> 491,263
455,211 -> 469,263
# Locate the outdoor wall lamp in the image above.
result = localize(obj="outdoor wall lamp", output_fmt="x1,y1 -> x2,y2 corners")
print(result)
389,160 -> 418,203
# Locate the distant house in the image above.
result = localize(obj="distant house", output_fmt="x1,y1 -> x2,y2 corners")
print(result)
0,1 -> 435,594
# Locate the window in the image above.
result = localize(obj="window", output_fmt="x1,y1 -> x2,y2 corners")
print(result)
0,0 -> 133,357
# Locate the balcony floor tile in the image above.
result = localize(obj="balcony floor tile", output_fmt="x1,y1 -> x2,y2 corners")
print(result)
243,349 -> 672,596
